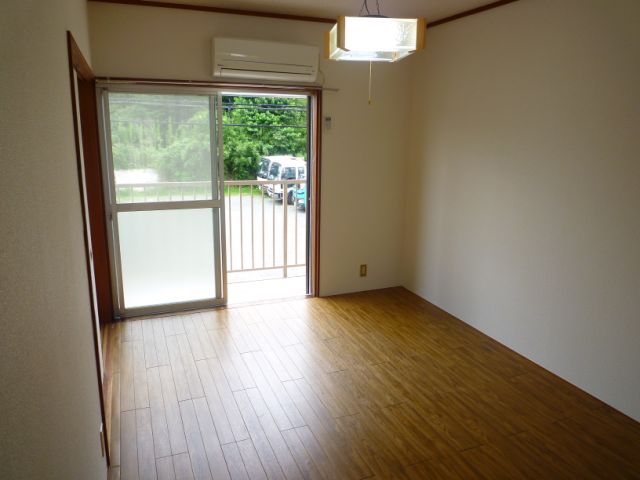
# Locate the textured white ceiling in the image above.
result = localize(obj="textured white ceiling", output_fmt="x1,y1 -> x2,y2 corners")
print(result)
151,0 -> 495,22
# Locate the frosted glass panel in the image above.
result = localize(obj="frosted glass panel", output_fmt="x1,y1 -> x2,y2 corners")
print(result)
118,209 -> 216,308
344,17 -> 419,52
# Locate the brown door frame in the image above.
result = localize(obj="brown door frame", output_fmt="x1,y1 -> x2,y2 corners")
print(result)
309,90 -> 322,297
67,34 -> 114,324
67,31 -> 112,465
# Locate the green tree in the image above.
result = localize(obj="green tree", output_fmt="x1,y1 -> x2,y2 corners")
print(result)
109,93 -> 210,181
222,96 -> 307,179
108,93 -> 307,182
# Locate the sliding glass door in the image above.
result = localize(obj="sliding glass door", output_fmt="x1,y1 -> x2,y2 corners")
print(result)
98,87 -> 226,317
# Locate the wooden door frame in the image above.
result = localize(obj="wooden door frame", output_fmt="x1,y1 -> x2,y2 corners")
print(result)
67,31 -> 112,465
309,90 -> 322,297
67,34 -> 114,324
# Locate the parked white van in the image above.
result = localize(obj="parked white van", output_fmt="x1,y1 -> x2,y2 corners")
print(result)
262,156 -> 306,204
257,155 -> 301,182
256,156 -> 278,183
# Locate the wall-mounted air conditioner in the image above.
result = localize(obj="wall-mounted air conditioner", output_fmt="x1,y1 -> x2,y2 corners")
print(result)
213,38 -> 319,83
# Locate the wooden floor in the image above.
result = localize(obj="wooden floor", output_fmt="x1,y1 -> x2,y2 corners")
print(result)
103,288 -> 640,480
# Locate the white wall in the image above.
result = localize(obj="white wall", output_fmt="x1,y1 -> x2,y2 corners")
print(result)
404,0 -> 640,420
87,3 -> 411,296
0,1 -> 108,479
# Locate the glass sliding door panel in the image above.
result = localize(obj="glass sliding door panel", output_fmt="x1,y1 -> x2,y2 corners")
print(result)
118,209 -> 217,309
107,92 -> 215,203
100,88 -> 226,316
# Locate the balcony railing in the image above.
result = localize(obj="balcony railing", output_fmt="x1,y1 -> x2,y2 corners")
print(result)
115,181 -> 212,203
114,180 -> 306,279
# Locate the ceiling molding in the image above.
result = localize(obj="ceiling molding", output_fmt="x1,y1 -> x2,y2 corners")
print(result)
88,0 -> 521,28
87,0 -> 335,24
427,0 -> 520,28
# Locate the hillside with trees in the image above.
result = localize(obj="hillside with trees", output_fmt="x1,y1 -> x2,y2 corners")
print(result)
108,92 -> 307,182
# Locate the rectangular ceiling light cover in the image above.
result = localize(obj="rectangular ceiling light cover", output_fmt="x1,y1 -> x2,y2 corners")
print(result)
325,16 -> 426,62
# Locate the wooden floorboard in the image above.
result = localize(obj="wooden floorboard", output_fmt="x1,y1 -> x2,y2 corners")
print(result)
103,287 -> 640,479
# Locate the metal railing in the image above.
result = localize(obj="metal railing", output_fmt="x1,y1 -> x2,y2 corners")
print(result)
114,181 -> 211,203
114,180 -> 306,278
225,179 -> 306,278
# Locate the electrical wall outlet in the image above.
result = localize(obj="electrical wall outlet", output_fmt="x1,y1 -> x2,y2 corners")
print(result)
360,264 -> 367,277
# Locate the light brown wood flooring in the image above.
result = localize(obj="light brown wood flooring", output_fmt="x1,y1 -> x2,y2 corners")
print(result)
103,287 -> 640,479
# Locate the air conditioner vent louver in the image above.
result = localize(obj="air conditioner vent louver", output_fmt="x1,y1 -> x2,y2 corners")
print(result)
213,38 -> 319,83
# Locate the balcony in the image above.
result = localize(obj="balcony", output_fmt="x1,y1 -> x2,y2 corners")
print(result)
115,179 -> 308,304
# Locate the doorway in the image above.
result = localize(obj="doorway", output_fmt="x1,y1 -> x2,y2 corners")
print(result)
97,85 -> 319,316
221,92 -> 312,304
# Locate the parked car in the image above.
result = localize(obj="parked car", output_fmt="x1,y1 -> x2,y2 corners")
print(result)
296,184 -> 306,210
265,157 -> 306,204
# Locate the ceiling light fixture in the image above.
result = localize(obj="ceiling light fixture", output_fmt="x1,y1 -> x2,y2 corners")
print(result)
325,0 -> 426,63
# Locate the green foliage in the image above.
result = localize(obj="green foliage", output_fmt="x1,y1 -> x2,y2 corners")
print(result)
109,93 -> 212,182
108,93 -> 307,182
158,109 -> 211,181
222,96 -> 308,180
